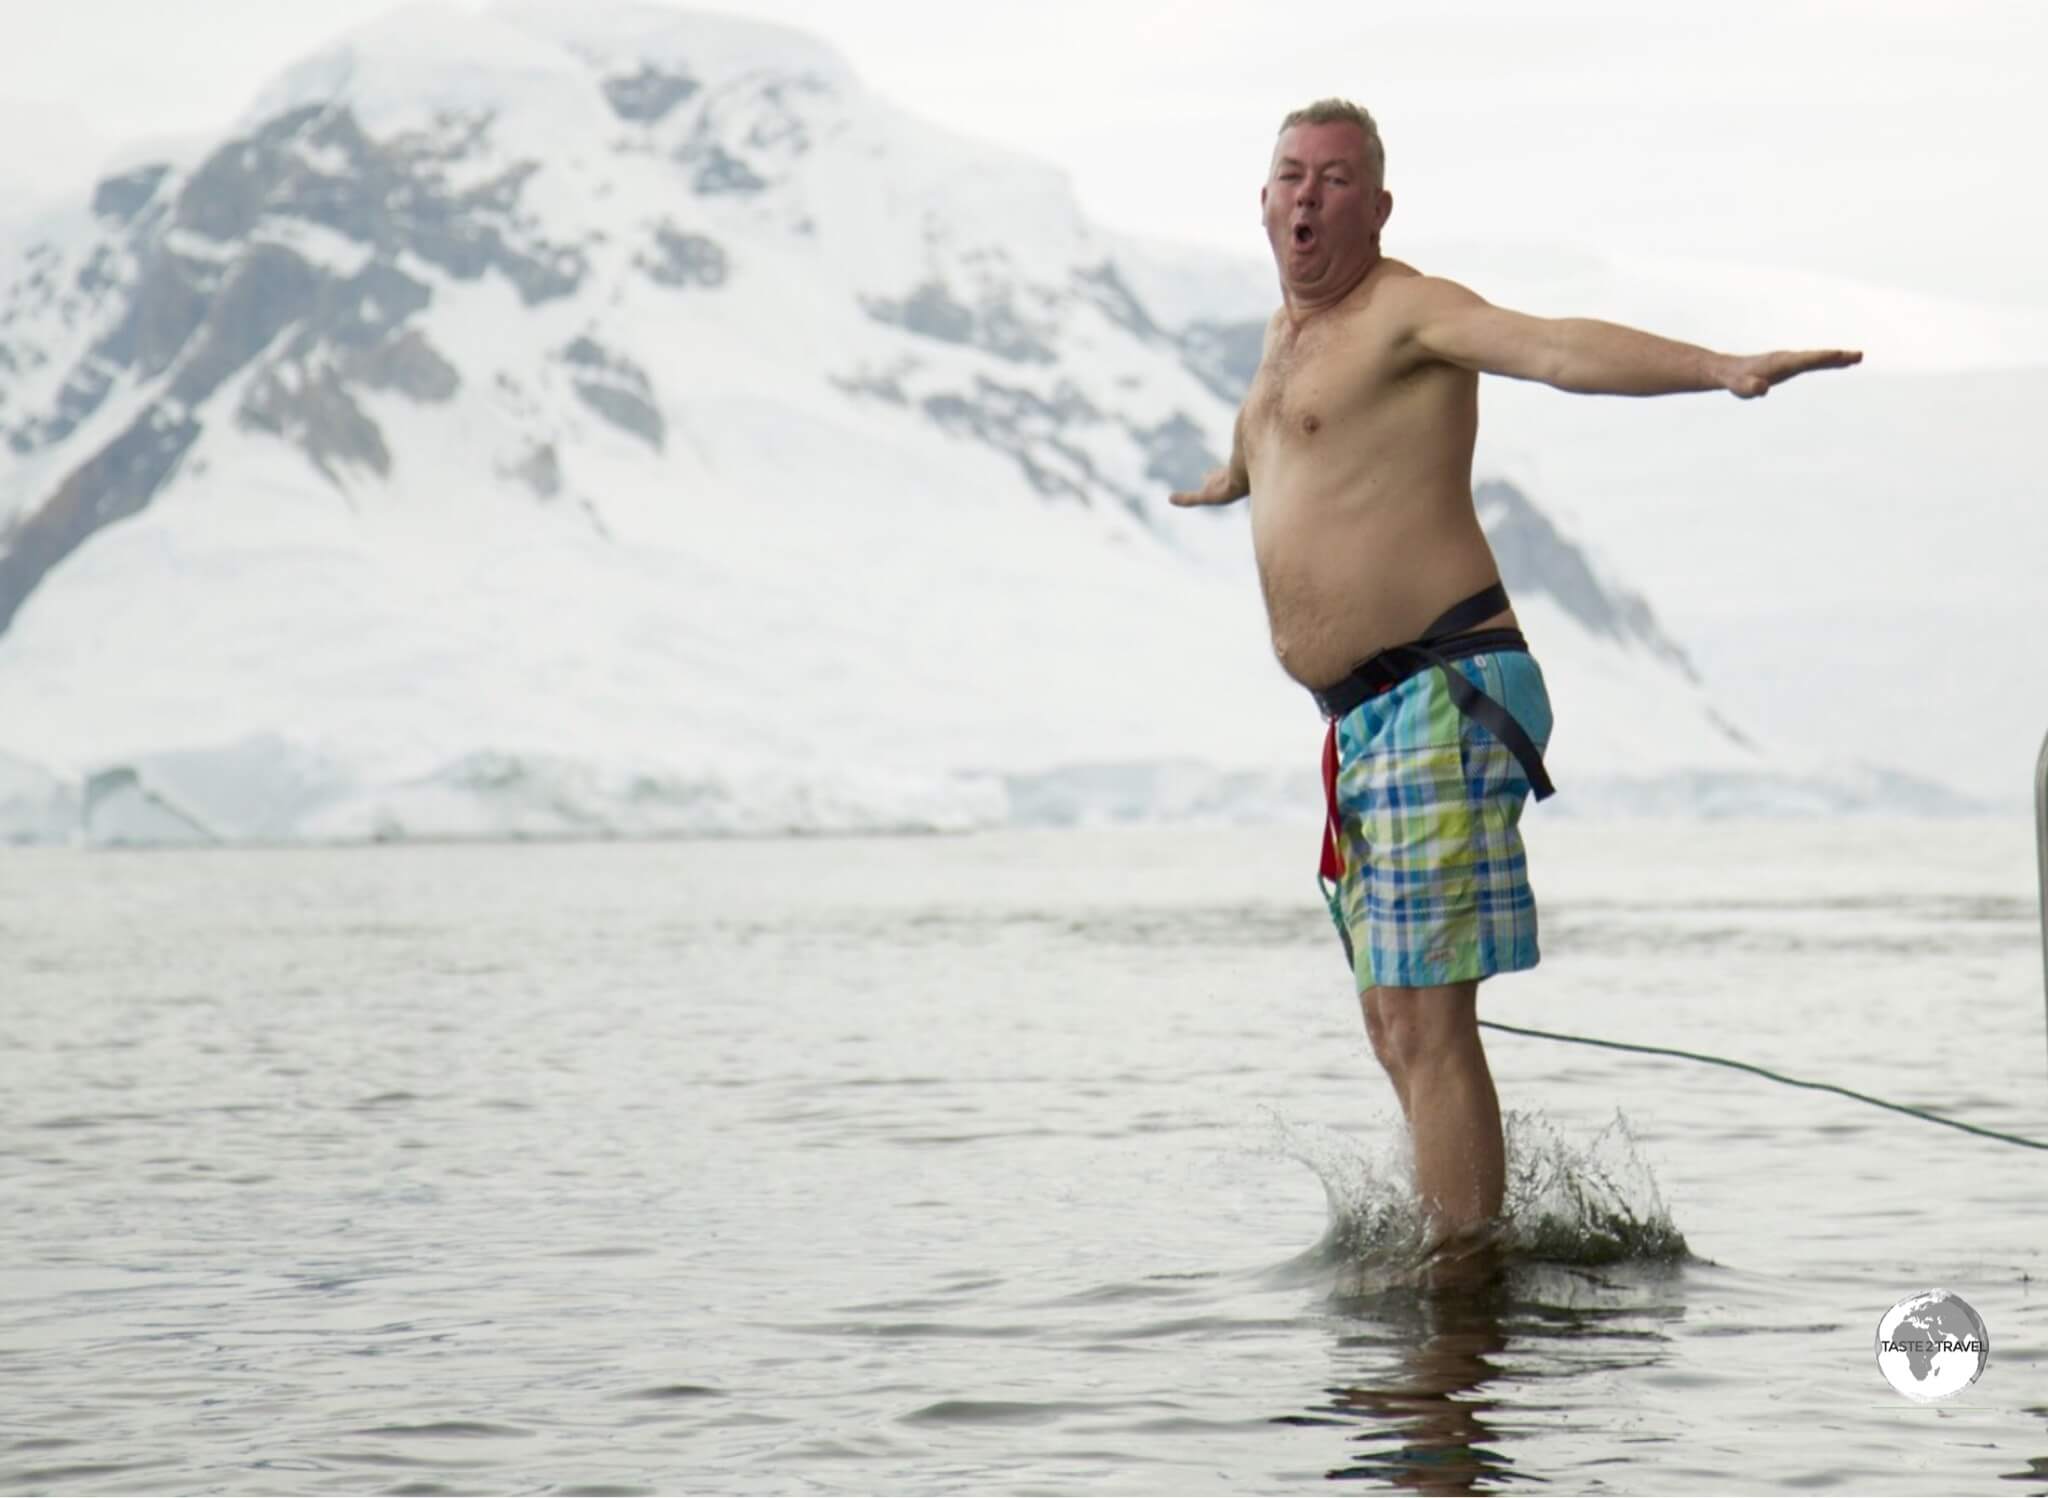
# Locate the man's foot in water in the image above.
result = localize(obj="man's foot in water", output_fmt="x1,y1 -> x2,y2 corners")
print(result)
1418,1218 -> 1507,1289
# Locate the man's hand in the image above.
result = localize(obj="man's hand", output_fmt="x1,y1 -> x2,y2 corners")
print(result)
1168,465 -> 1249,507
1171,405 -> 1252,507
1718,348 -> 1864,399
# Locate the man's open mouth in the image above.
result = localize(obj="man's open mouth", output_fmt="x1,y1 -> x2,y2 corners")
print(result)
1293,223 -> 1316,247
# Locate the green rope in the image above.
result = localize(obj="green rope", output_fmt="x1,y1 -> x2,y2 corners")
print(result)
1316,875 -> 2047,1151
1478,1018 -> 2048,1153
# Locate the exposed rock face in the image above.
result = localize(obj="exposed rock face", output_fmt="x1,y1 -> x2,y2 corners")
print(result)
0,406 -> 201,633
1072,262 -> 1165,343
170,107 -> 587,304
675,68 -> 829,195
0,101 -> 579,632
240,364 -> 392,481
1129,412 -> 1216,493
90,164 -> 171,225
1176,318 -> 1266,403
505,440 -> 562,500
837,259 -> 1254,512
864,279 -> 1057,366
603,65 -> 700,124
1476,479 -> 1702,681
640,222 -> 728,288
562,336 -> 664,450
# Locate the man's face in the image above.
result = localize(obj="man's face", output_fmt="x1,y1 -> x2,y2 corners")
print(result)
1261,121 -> 1387,293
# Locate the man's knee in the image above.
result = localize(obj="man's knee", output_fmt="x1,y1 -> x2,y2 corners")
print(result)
1366,982 -> 1480,1072
1360,987 -> 1400,1073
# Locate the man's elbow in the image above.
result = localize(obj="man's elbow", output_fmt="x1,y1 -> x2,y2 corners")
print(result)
1522,319 -> 1577,389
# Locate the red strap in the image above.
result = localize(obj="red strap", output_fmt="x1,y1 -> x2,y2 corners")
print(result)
1319,716 -> 1343,881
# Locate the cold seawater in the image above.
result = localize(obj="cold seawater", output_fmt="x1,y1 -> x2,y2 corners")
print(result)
3,817 -> 2046,1495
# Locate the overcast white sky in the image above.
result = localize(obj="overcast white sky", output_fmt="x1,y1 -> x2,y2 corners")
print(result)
0,0 -> 2043,310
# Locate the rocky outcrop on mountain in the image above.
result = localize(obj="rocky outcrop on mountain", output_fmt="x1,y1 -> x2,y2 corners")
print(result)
1475,479 -> 1707,686
0,95 -> 594,629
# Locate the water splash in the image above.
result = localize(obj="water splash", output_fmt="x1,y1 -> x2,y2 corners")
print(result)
1255,1105 -> 1688,1286
1501,1109 -> 1688,1265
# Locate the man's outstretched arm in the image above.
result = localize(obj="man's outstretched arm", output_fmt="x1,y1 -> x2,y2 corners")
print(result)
1406,278 -> 1861,398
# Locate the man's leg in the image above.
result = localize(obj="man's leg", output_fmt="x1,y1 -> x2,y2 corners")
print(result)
1360,980 -> 1504,1240
1358,987 -> 1413,1121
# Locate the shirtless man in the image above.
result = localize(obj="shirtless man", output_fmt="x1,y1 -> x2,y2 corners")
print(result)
1170,98 -> 1859,1255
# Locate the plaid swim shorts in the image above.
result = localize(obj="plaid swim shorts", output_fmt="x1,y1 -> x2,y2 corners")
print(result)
1316,648 -> 1554,990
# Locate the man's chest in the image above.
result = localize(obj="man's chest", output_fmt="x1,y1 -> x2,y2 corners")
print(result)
1246,320 -> 1404,451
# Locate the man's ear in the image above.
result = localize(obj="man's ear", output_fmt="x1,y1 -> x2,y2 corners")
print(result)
1376,188 -> 1394,232
1259,183 -> 1268,215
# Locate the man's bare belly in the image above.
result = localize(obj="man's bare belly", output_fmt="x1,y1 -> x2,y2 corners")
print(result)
1273,600 -> 1519,691
1253,498 -> 1516,690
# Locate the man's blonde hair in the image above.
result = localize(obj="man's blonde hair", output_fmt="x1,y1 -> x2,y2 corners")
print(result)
1277,98 -> 1384,186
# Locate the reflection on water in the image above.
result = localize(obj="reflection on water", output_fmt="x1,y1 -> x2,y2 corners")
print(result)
1297,1262 -> 1688,1495
1312,1278 -> 1518,1495
1260,1101 -> 1694,1494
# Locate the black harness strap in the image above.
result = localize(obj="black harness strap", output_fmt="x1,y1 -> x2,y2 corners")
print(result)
1309,581 -> 1556,801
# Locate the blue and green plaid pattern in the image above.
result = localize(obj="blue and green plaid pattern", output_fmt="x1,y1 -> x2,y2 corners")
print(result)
1318,649 -> 1554,989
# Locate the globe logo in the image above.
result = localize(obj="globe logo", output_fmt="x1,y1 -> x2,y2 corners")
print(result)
1875,1290 -> 1989,1402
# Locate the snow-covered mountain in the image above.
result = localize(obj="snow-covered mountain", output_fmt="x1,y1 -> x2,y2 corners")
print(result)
0,1 -> 1978,846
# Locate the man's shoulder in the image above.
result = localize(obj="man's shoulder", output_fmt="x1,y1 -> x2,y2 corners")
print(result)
1314,261 -> 1462,329
1363,267 -> 1492,354
1373,262 -> 1483,309
1418,277 -> 1488,306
